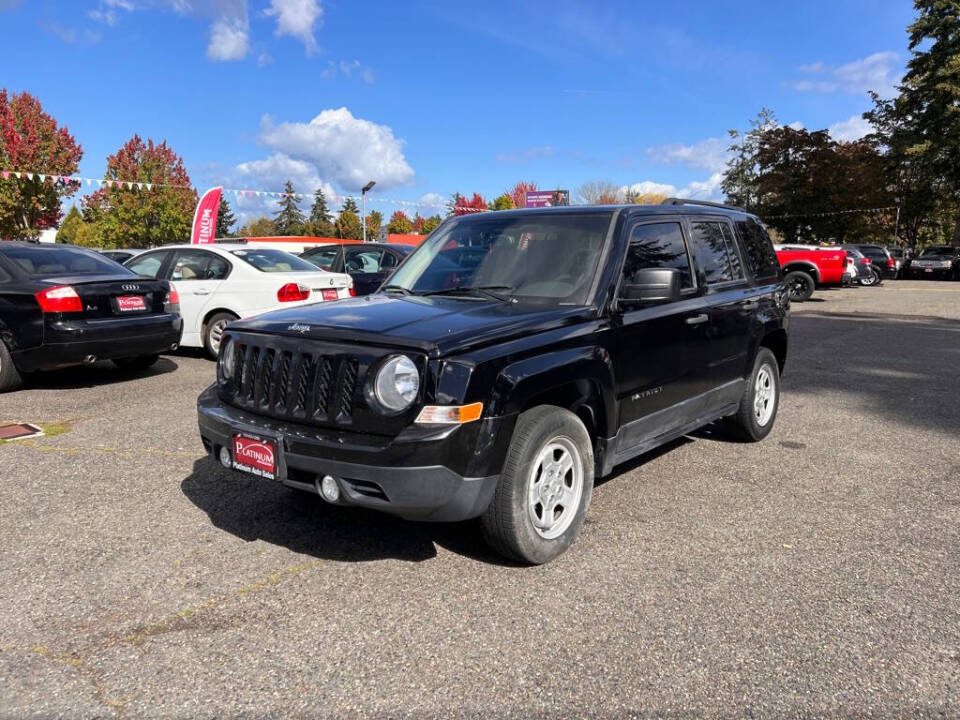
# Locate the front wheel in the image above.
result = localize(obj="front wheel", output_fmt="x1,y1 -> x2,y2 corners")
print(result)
481,406 -> 594,565
784,271 -> 815,302
724,348 -> 780,442
0,340 -> 23,393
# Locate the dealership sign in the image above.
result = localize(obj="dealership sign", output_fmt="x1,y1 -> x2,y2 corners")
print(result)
525,190 -> 570,208
191,186 -> 222,244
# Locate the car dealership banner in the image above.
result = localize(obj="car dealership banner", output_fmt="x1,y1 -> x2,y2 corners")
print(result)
191,186 -> 222,244
525,190 -> 570,208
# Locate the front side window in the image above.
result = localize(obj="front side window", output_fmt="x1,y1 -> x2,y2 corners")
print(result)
303,247 -> 338,270
386,212 -> 613,303
345,249 -> 384,272
127,251 -> 169,279
623,222 -> 694,290
230,249 -> 320,273
689,221 -> 734,284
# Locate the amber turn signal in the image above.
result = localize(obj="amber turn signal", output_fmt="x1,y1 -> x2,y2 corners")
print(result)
415,402 -> 484,425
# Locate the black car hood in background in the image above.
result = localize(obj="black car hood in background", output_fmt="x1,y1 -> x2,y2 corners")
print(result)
230,294 -> 593,356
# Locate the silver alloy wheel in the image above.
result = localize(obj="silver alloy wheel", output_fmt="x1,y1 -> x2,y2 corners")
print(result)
754,364 -> 776,427
209,319 -> 230,355
527,435 -> 584,540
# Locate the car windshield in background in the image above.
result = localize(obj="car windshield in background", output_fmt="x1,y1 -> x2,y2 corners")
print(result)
386,212 -> 613,304
919,246 -> 954,257
2,246 -> 133,277
229,249 -> 321,273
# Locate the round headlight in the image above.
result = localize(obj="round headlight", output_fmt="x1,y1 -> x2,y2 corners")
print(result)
219,337 -> 235,380
374,355 -> 419,412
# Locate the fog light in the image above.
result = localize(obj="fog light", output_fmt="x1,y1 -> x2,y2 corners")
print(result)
219,446 -> 232,468
319,475 -> 340,502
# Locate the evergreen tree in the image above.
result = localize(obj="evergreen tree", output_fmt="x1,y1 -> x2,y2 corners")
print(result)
305,186 -> 335,236
342,196 -> 359,214
273,180 -> 306,235
721,107 -> 777,210
216,195 -> 236,238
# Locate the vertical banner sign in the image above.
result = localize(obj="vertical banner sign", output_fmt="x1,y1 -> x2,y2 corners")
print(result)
191,186 -> 222,245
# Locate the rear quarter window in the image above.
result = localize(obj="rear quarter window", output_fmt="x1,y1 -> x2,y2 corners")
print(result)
735,220 -> 780,281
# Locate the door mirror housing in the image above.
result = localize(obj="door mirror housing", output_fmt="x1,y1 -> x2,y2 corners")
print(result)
619,267 -> 682,307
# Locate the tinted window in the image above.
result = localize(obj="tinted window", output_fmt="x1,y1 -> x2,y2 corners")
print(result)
1,246 -> 132,278
207,255 -> 231,280
720,223 -> 743,279
859,246 -> 888,261
624,222 -> 693,290
689,221 -> 734,284
736,220 -> 780,280
126,251 -> 168,279
0,263 -> 10,282
229,249 -> 320,273
303,247 -> 339,270
381,251 -> 399,269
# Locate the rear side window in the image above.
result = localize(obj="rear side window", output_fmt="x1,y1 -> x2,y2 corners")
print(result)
720,224 -> 743,279
689,221 -> 735,284
735,220 -> 780,280
625,222 -> 694,290
1,246 -> 131,277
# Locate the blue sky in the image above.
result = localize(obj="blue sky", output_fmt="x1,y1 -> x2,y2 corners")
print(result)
0,0 -> 914,221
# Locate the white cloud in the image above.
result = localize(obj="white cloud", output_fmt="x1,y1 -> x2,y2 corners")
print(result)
257,52 -> 274,67
232,153 -> 340,219
207,15 -> 249,61
321,59 -> 374,84
257,107 -> 414,191
265,0 -> 322,54
646,137 -> 730,173
787,121 -> 805,130
620,172 -> 725,203
791,52 -> 901,97
828,114 -> 872,142
417,193 -> 448,212
495,146 -> 555,163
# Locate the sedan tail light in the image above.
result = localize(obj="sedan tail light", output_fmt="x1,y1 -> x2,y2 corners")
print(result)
859,257 -> 872,265
887,257 -> 895,268
277,283 -> 310,302
164,286 -> 180,312
35,285 -> 83,312
349,287 -> 357,297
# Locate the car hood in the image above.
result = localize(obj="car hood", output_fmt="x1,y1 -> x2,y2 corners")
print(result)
229,293 -> 593,355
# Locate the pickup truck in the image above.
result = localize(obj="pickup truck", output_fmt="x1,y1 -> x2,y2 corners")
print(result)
774,245 -> 847,301
198,200 -> 789,564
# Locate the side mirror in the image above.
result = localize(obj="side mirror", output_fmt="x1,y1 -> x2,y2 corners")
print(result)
619,267 -> 682,307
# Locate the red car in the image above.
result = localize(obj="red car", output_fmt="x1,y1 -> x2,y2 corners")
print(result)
774,245 -> 847,301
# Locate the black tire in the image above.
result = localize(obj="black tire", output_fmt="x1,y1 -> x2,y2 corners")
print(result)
481,406 -> 594,565
724,348 -> 780,442
112,354 -> 160,371
784,270 -> 815,302
0,340 -> 23,393
203,312 -> 237,359
860,268 -> 881,286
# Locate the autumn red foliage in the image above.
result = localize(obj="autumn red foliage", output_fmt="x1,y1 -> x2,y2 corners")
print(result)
0,89 -> 82,238
453,192 -> 487,216
508,181 -> 538,209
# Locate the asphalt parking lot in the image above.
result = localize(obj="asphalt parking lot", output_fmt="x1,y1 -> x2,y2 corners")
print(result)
1,280 -> 958,717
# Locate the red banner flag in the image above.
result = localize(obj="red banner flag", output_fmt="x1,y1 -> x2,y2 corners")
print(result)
191,186 -> 222,245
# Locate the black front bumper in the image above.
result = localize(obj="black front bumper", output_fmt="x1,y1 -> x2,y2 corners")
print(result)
197,386 -> 503,522
14,313 -> 183,372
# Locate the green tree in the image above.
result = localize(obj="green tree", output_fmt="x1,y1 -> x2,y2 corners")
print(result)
342,197 -> 359,214
82,135 -> 196,248
56,205 -> 83,244
335,208 -> 362,240
365,210 -> 383,240
216,195 -> 236,238
489,193 -> 515,210
306,186 -> 335,236
420,214 -> 442,235
273,180 -> 305,235
721,107 -> 777,209
0,90 -> 83,240
238,216 -> 277,237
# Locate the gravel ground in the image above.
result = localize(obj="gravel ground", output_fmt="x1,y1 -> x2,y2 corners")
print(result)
1,280 -> 958,718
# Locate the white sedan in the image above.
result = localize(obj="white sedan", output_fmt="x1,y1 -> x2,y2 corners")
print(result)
124,243 -> 353,357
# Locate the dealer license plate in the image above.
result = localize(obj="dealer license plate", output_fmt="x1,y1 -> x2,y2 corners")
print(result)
116,295 -> 147,312
232,434 -> 277,479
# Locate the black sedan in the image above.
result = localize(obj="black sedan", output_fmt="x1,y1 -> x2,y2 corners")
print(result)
0,242 -> 183,392
300,242 -> 413,295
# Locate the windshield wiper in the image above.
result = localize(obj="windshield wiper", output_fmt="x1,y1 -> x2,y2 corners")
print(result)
423,285 -> 512,302
381,284 -> 414,296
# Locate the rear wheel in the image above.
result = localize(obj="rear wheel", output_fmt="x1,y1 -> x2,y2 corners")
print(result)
204,312 -> 237,359
0,341 -> 23,393
860,267 -> 881,286
112,354 -> 160,371
784,270 -> 815,302
724,348 -> 780,442
481,406 -> 594,565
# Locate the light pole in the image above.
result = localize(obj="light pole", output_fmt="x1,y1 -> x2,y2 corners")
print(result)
362,180 -> 376,242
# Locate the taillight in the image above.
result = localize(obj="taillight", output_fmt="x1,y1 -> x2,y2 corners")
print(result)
168,286 -> 180,305
887,257 -> 895,268
277,283 -> 310,302
35,285 -> 83,313
321,289 -> 339,301
349,287 -> 357,297
860,257 -> 871,264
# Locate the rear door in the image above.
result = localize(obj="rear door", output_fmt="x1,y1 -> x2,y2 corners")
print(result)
686,217 -> 755,400
165,249 -> 229,335
611,218 -> 713,457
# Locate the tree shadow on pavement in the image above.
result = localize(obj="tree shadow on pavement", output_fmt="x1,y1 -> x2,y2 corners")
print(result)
181,457 -> 516,566
23,356 -> 179,390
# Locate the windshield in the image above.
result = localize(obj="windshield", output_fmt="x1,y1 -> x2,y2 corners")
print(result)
2,246 -> 134,277
386,212 -> 613,303
920,246 -> 954,257
229,248 -> 321,273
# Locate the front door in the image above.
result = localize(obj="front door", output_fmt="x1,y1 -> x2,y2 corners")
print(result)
343,247 -> 390,295
611,219 -> 713,459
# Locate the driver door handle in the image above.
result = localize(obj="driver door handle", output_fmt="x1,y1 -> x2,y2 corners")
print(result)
685,313 -> 708,326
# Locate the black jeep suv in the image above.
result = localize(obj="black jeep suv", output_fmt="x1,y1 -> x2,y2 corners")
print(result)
197,200 -> 789,564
